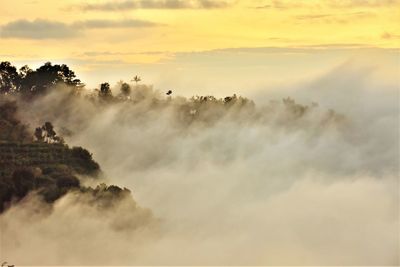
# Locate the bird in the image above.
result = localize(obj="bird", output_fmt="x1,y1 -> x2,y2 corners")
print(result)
166,90 -> 172,95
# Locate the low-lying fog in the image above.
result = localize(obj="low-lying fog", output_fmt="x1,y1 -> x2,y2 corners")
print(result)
1,58 -> 398,265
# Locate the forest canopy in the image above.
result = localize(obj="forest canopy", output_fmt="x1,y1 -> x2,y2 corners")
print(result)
0,61 -> 83,96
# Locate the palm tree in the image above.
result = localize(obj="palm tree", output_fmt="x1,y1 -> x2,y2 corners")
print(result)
131,75 -> 141,85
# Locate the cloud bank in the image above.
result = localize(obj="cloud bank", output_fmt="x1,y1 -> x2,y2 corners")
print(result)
254,0 -> 399,9
0,58 -> 398,265
79,0 -> 232,11
0,18 -> 160,39
0,19 -> 78,39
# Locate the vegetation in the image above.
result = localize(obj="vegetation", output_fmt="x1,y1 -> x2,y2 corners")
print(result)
0,99 -> 124,213
0,100 -> 31,142
34,121 -> 64,144
0,61 -> 83,97
0,60 -> 345,214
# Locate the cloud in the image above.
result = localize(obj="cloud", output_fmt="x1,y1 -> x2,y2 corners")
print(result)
252,1 -> 305,9
327,0 -> 400,7
78,0 -> 232,11
185,45 -> 385,56
298,43 -> 375,48
381,32 -> 400,39
0,19 -> 161,39
81,51 -> 168,56
294,11 -> 375,23
7,57 -> 398,265
73,19 -> 161,28
0,19 -> 78,39
253,0 -> 399,9
295,14 -> 332,19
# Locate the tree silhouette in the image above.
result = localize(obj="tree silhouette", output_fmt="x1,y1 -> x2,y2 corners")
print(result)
43,122 -> 56,139
19,65 -> 32,79
0,100 -> 31,142
120,82 -> 131,97
131,75 -> 141,85
20,62 -> 83,95
34,121 -> 64,143
99,82 -> 112,98
0,61 -> 20,94
12,168 -> 36,198
0,61 -> 84,97
34,127 -> 44,142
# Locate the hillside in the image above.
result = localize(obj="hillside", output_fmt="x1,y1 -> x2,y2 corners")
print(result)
0,99 -> 144,219
0,142 -> 100,177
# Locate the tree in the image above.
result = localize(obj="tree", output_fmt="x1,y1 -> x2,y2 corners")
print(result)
12,168 -> 36,198
34,127 -> 44,142
35,121 -> 64,143
19,62 -> 84,96
71,146 -> 100,173
120,82 -> 131,97
0,101 -> 32,142
42,122 -> 56,140
131,75 -> 141,85
56,174 -> 80,188
99,82 -> 112,98
0,61 -> 20,94
19,65 -> 32,79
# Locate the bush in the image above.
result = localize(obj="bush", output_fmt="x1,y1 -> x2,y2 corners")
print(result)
12,167 -> 36,198
56,174 -> 80,188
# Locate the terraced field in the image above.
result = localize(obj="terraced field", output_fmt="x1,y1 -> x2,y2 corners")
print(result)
0,142 -> 100,177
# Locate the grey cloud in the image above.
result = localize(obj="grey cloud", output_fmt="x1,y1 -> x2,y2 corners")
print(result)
0,19 -> 78,39
295,14 -> 333,20
298,43 -> 376,48
79,0 -> 231,11
73,19 -> 161,28
294,11 -> 375,23
189,45 -> 385,55
327,0 -> 399,7
81,51 -> 167,56
253,0 -> 399,9
0,18 -> 161,39
253,1 -> 305,9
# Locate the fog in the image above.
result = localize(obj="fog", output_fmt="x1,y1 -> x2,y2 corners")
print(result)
1,59 -> 398,265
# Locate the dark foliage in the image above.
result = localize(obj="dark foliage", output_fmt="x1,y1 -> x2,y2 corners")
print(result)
12,167 -> 36,198
0,61 -> 345,220
0,61 -> 83,97
0,61 -> 20,94
55,174 -> 80,188
0,99 -> 107,213
0,100 -> 32,142
0,164 -> 132,213
99,82 -> 112,98
34,121 -> 64,144
70,146 -> 100,174
120,82 -> 131,97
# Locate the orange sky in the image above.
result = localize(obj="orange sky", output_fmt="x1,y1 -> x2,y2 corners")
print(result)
0,0 -> 399,92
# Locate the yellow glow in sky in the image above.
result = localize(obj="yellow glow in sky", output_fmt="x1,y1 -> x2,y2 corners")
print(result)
0,0 -> 398,91
0,0 -> 399,62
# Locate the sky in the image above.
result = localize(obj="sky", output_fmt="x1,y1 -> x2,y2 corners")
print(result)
0,0 -> 399,94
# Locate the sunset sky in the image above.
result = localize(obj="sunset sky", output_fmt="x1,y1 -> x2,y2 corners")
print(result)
1,0 -> 399,94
